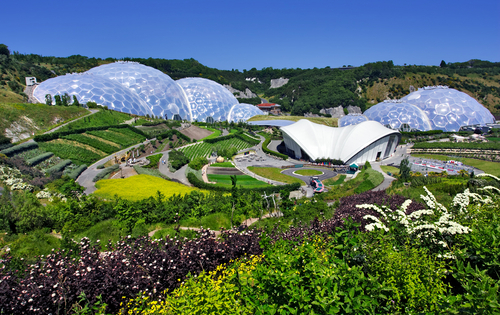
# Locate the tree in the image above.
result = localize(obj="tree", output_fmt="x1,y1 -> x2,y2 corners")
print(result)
440,60 -> 447,68
72,95 -> 80,107
62,93 -> 71,106
0,44 -> 9,57
45,94 -> 52,105
54,95 -> 62,106
399,157 -> 411,182
230,175 -> 238,228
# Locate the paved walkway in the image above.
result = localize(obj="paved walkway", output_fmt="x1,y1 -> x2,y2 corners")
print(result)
281,168 -> 338,185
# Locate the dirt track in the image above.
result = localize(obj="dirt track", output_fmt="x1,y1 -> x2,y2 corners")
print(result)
180,125 -> 212,140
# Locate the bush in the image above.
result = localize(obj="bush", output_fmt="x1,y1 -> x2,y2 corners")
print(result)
46,159 -> 72,174
133,165 -> 169,180
144,154 -> 162,169
188,156 -> 208,170
26,152 -> 53,166
262,135 -> 288,159
67,165 -> 87,180
169,150 -> 189,171
0,142 -> 38,157
0,134 -> 11,146
96,164 -> 105,169
92,164 -> 120,182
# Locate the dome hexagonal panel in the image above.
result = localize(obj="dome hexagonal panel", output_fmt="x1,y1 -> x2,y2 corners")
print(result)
227,103 -> 265,122
339,114 -> 369,127
86,61 -> 190,120
363,100 -> 432,131
33,74 -> 151,116
402,86 -> 495,131
176,77 -> 239,122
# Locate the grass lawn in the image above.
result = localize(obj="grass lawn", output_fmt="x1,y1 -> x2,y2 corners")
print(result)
94,174 -> 205,201
209,162 -> 234,167
294,169 -> 323,176
323,174 -> 346,186
412,154 -> 500,177
248,167 -> 304,185
207,174 -> 271,188
200,127 -> 221,140
56,110 -> 131,132
380,165 -> 400,175
248,115 -> 338,127
486,137 -> 500,142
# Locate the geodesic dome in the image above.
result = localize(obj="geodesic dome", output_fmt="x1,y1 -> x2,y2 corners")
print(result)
339,114 -> 369,127
33,73 -> 152,116
364,100 -> 432,131
227,103 -> 265,122
176,77 -> 239,122
86,61 -> 190,120
401,86 -> 495,131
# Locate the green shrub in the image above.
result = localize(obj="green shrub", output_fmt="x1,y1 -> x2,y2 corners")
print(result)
96,164 -> 105,169
169,149 -> 189,171
67,165 -> 87,180
133,165 -> 169,180
144,154 -> 162,169
62,134 -> 118,154
46,159 -> 72,174
26,152 -> 53,166
92,164 -> 120,182
188,156 -> 208,170
367,243 -> 448,313
0,142 -> 38,157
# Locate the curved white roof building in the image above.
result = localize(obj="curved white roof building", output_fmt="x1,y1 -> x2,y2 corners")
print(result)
281,120 -> 400,165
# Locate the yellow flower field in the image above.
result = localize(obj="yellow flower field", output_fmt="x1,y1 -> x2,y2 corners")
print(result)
94,174 -> 205,201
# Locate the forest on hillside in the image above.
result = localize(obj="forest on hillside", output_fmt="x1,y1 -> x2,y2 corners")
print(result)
1,43 -> 499,115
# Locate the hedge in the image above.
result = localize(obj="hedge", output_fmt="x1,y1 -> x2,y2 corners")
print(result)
412,142 -> 500,150
46,159 -> 72,174
93,164 -> 120,182
262,136 -> 288,160
26,152 -> 54,166
34,124 -> 147,142
187,172 -> 301,194
157,129 -> 190,142
0,142 -> 39,157
68,165 -> 87,180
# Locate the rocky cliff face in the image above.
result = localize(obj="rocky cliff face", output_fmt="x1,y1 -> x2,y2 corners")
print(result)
223,85 -> 258,99
346,105 -> 362,114
320,106 -> 345,118
270,77 -> 289,89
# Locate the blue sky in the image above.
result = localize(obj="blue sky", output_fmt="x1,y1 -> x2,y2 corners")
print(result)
2,0 -> 499,70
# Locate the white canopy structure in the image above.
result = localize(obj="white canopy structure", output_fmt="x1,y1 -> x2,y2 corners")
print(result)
281,120 -> 401,165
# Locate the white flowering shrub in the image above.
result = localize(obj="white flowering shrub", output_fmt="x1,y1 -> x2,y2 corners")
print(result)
0,165 -> 34,191
357,186 -> 471,257
35,188 -> 66,201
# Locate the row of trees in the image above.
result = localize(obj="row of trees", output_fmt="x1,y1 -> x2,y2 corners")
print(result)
44,93 -> 80,106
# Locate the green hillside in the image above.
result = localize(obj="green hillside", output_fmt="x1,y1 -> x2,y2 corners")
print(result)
0,103 -> 88,142
1,43 -> 499,116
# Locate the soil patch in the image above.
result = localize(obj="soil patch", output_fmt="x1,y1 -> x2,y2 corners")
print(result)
180,125 -> 212,140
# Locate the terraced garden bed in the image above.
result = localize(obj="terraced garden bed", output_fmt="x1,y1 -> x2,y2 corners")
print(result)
179,138 -> 252,160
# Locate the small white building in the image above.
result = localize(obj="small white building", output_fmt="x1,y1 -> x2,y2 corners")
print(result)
280,120 -> 400,165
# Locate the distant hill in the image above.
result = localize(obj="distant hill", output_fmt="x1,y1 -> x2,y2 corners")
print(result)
1,44 -> 499,116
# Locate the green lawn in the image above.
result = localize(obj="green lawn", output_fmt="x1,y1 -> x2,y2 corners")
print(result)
210,162 -> 234,167
200,127 -> 221,140
412,154 -> 500,177
207,174 -> 271,188
294,169 -> 323,176
56,110 -> 131,132
380,165 -> 400,175
323,174 -> 346,186
247,167 -> 304,185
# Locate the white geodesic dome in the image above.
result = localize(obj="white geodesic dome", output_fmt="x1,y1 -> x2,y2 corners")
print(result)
176,77 -> 239,122
401,86 -> 495,131
363,100 -> 432,131
339,114 -> 369,127
33,73 -> 152,116
227,103 -> 265,122
86,61 -> 190,120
